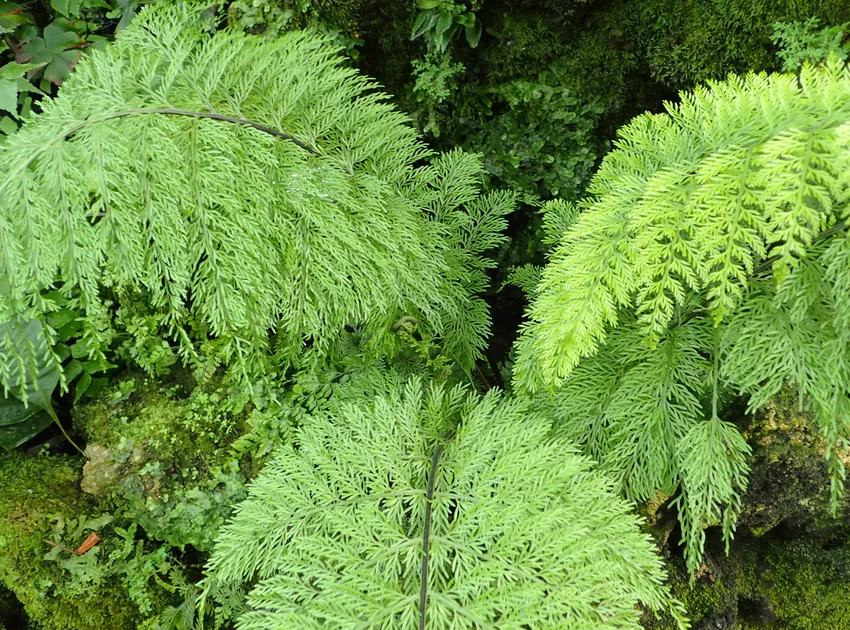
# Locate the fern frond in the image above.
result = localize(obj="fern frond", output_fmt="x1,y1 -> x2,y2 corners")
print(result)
514,59 -> 850,392
0,4 -> 508,388
674,417 -> 751,574
203,377 -> 683,629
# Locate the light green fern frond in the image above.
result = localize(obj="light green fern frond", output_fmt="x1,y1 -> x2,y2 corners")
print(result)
202,377 -> 684,629
514,59 -> 850,392
0,4 -> 508,389
674,417 -> 751,575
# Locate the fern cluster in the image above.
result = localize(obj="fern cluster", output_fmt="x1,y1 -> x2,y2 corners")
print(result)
0,4 -> 513,394
202,376 -> 683,629
514,59 -> 850,570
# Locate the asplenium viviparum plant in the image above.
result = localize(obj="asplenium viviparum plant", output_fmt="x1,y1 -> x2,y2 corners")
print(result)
512,59 -> 850,572
0,3 -> 514,396
202,376 -> 686,629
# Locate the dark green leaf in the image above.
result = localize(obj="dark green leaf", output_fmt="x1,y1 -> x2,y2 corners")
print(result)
57,318 -> 83,341
43,290 -> 68,306
85,377 -> 108,400
43,20 -> 81,50
0,394 -> 37,427
47,307 -> 78,330
44,49 -> 81,85
70,339 -> 89,358
465,19 -> 482,48
0,318 -> 60,412
74,372 -> 92,404
19,38 -> 52,66
0,410 -> 52,448
63,358 -> 83,382
54,343 -> 71,361
81,359 -> 107,374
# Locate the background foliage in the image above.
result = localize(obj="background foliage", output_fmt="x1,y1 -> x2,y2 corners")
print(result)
2,1 -> 850,628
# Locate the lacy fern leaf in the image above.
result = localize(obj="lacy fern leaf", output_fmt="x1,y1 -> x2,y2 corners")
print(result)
515,58 -> 850,572
0,4 -> 512,389
514,59 -> 850,390
202,377 -> 684,629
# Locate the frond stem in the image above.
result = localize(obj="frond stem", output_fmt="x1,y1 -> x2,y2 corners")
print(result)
0,107 -> 320,203
71,108 -> 319,154
419,443 -> 444,630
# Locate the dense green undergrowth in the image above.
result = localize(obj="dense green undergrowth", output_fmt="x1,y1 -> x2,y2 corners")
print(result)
2,1 -> 850,629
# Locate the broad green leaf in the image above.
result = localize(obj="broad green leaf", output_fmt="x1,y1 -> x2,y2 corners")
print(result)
0,410 -> 52,448
44,49 -> 81,85
416,0 -> 440,9
15,76 -> 46,95
51,0 -> 71,15
74,372 -> 91,404
47,307 -> 78,330
19,38 -> 52,66
0,6 -> 29,34
63,358 -> 83,382
54,343 -> 71,361
86,377 -> 108,400
0,318 -> 60,410
411,10 -> 437,39
0,62 -> 42,80
434,11 -> 453,39
70,339 -> 89,358
465,19 -> 482,48
43,19 -> 82,50
0,78 -> 16,115
0,393 -> 37,426
456,12 -> 475,28
0,114 -> 16,134
57,318 -> 83,341
435,23 -> 460,52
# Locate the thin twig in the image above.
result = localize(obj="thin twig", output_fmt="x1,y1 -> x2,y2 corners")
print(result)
474,363 -> 492,392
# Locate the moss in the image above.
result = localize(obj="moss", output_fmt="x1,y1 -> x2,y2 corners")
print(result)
0,453 -> 139,630
633,0 -> 850,87
73,373 -> 250,550
737,538 -> 850,630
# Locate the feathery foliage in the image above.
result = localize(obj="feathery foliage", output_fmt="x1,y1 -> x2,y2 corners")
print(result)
514,59 -> 850,571
202,376 -> 684,629
0,4 -> 513,394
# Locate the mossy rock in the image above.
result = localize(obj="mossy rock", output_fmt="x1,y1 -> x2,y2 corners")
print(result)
739,394 -> 850,537
644,392 -> 850,630
737,537 -> 850,630
73,373 -> 250,550
0,453 -> 139,630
